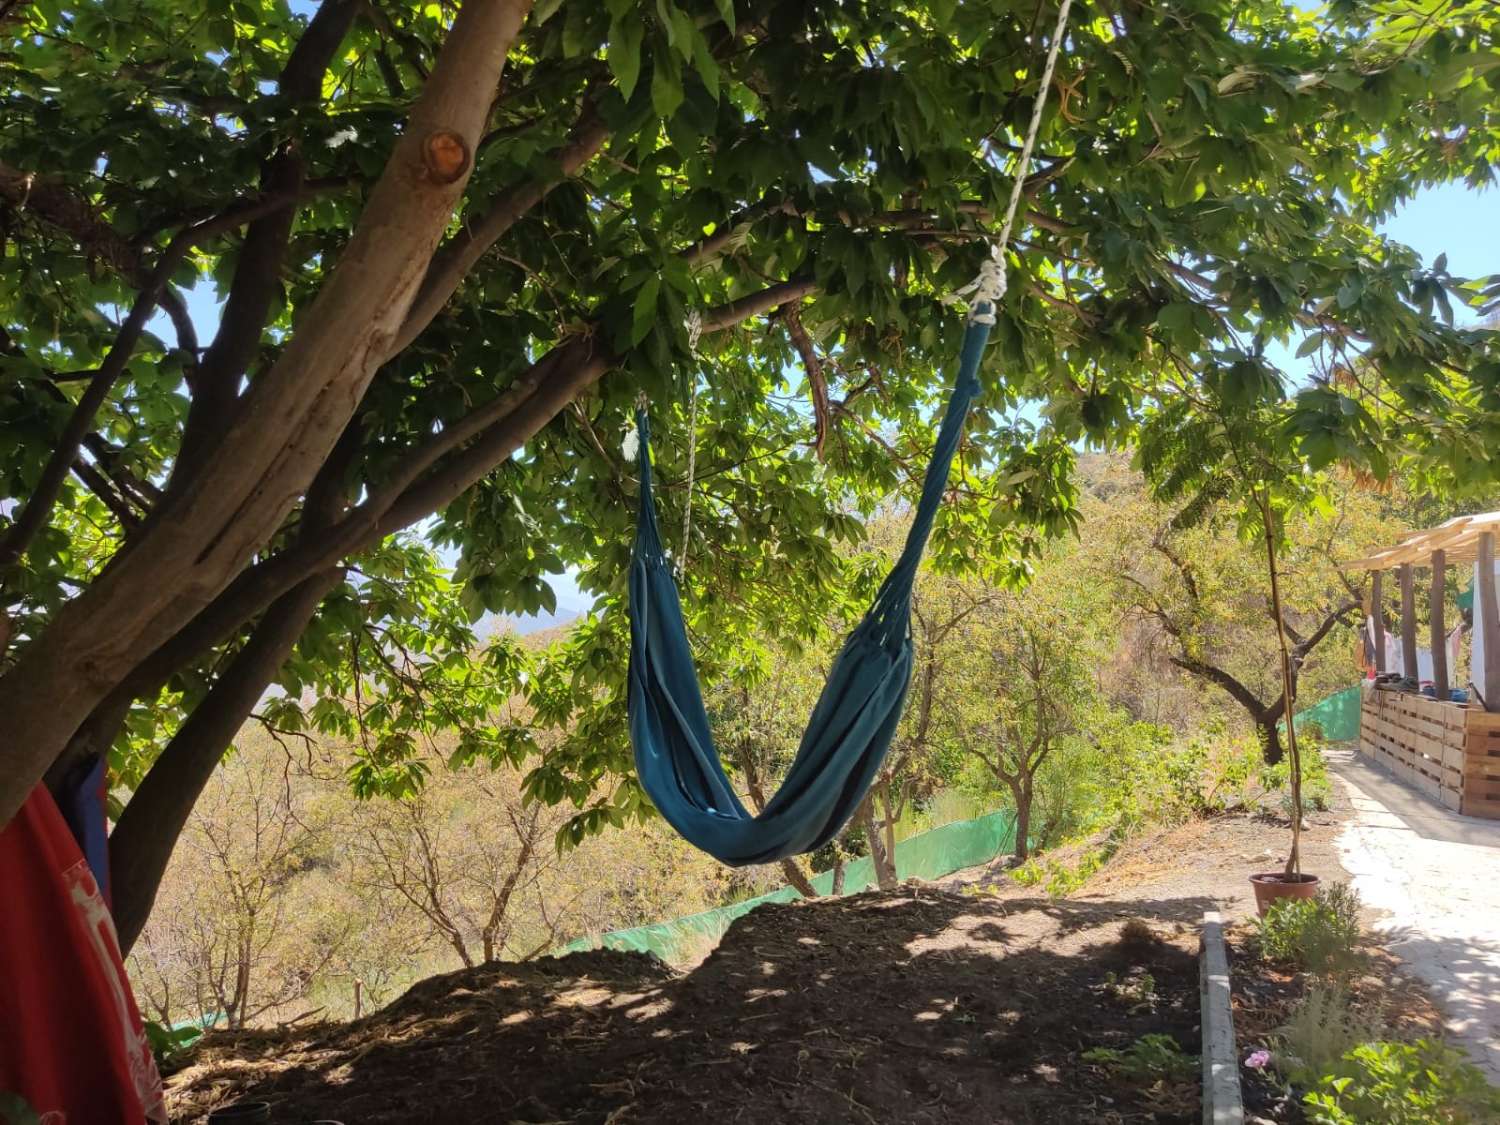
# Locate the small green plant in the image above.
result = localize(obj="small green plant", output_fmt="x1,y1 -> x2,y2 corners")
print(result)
1083,1033 -> 1197,1083
1102,970 -> 1158,1012
1275,983 -> 1385,1087
1303,1038 -> 1500,1124
1257,883 -> 1363,977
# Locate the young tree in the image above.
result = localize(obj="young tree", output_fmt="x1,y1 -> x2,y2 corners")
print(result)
349,764 -> 564,966
1,0 -> 1495,946
127,734 -> 346,1030
1100,465 -> 1397,764
943,554 -> 1106,861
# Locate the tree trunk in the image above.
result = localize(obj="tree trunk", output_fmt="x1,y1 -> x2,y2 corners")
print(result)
0,0 -> 534,828
1259,495 -> 1303,877
1258,712 -> 1285,767
110,569 -> 343,956
779,858 -> 819,898
1010,780 -> 1032,862
860,797 -> 897,889
879,780 -> 898,865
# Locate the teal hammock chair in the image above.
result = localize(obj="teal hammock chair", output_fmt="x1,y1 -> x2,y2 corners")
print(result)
625,0 -> 1073,866
627,313 -> 991,865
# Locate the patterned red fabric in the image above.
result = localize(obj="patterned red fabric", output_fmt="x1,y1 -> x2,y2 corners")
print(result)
0,786 -> 165,1124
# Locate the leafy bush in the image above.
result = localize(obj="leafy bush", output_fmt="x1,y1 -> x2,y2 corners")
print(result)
1275,983 -> 1385,1087
1303,1039 -> 1500,1124
1266,733 -> 1333,812
1083,1033 -> 1197,1083
1258,883 -> 1363,977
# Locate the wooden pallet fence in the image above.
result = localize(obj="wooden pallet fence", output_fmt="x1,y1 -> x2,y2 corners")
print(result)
1358,689 -> 1500,819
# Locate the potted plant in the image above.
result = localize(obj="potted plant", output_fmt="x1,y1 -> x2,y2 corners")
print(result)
1246,487 -> 1319,915
1135,380 -> 1322,915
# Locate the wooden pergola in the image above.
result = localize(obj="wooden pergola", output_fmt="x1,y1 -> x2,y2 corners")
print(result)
1343,511 -> 1500,819
1343,510 -> 1500,710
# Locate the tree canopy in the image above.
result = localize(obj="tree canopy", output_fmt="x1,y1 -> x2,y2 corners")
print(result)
1,0 -> 1497,944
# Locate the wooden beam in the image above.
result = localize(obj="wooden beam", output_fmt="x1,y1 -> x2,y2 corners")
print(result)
1372,570 -> 1385,673
1431,549 -> 1448,703
1480,534 -> 1500,711
1400,563 -> 1419,683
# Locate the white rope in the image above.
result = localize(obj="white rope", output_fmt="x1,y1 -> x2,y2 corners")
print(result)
954,0 -> 1075,324
678,310 -> 703,578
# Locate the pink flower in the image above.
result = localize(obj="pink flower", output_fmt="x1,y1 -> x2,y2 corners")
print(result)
1245,1049 -> 1272,1069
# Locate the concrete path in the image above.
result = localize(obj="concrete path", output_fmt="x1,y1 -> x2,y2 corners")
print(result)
1327,748 -> 1500,1083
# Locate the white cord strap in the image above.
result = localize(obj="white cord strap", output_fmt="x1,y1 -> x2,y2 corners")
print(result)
953,0 -> 1074,323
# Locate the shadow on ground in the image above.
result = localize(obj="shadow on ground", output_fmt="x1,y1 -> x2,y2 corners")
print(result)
168,888 -> 1215,1124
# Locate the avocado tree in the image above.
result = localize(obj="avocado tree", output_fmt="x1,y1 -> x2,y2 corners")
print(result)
1,0 -> 1497,952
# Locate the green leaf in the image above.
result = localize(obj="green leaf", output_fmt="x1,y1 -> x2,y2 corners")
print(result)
1155,303 -> 1195,334
713,0 -> 733,28
631,273 -> 661,345
607,16 -> 645,99
690,24 -> 719,99
651,50 -> 684,118
1295,333 -> 1324,358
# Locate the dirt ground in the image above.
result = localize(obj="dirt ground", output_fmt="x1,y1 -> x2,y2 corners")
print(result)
166,803 -> 1355,1124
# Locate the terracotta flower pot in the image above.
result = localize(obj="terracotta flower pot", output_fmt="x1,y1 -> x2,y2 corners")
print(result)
1249,871 -> 1320,916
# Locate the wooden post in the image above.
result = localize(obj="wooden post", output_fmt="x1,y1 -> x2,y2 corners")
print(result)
1400,563 -> 1418,683
1431,549 -> 1448,703
1478,533 -> 1500,712
1372,570 -> 1385,673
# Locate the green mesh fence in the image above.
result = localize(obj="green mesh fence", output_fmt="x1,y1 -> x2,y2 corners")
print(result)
558,809 -> 1018,963
1283,684 -> 1363,743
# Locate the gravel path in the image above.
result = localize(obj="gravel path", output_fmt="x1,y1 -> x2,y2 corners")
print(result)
1328,748 -> 1500,1084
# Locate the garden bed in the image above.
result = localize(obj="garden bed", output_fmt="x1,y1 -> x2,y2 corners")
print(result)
1227,926 -> 1455,1122
167,887 -> 1206,1123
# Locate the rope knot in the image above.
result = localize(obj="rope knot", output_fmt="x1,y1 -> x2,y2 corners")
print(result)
685,308 -> 703,353
948,247 -> 1009,325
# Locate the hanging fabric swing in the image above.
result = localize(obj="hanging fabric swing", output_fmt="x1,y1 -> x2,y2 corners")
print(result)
626,0 -> 1074,865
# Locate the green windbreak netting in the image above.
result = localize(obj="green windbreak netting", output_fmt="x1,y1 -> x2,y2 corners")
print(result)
1286,684 -> 1363,743
558,810 -> 1017,964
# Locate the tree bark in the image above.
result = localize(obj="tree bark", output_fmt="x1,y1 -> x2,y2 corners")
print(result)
1257,711 -> 1285,768
174,0 -> 361,482
860,796 -> 897,889
1010,777 -> 1032,861
111,569 -> 343,956
0,0 -> 534,827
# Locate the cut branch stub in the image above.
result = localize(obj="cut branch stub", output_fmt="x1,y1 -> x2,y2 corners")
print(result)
423,131 -> 471,184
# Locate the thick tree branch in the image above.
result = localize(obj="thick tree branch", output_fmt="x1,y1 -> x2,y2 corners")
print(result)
71,458 -> 141,531
1291,599 -> 1360,663
0,160 -> 199,359
110,567 -> 344,957
1168,652 -> 1270,721
174,0 -> 361,483
389,99 -> 611,356
71,274 -> 821,780
0,191 -> 303,573
0,0 -> 534,829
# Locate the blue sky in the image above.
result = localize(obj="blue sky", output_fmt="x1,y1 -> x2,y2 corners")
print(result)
1377,180 -> 1497,323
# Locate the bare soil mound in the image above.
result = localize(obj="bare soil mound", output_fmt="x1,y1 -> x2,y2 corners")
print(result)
169,887 -> 1209,1123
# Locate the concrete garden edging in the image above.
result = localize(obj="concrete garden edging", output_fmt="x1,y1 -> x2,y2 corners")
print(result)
1200,910 -> 1244,1125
